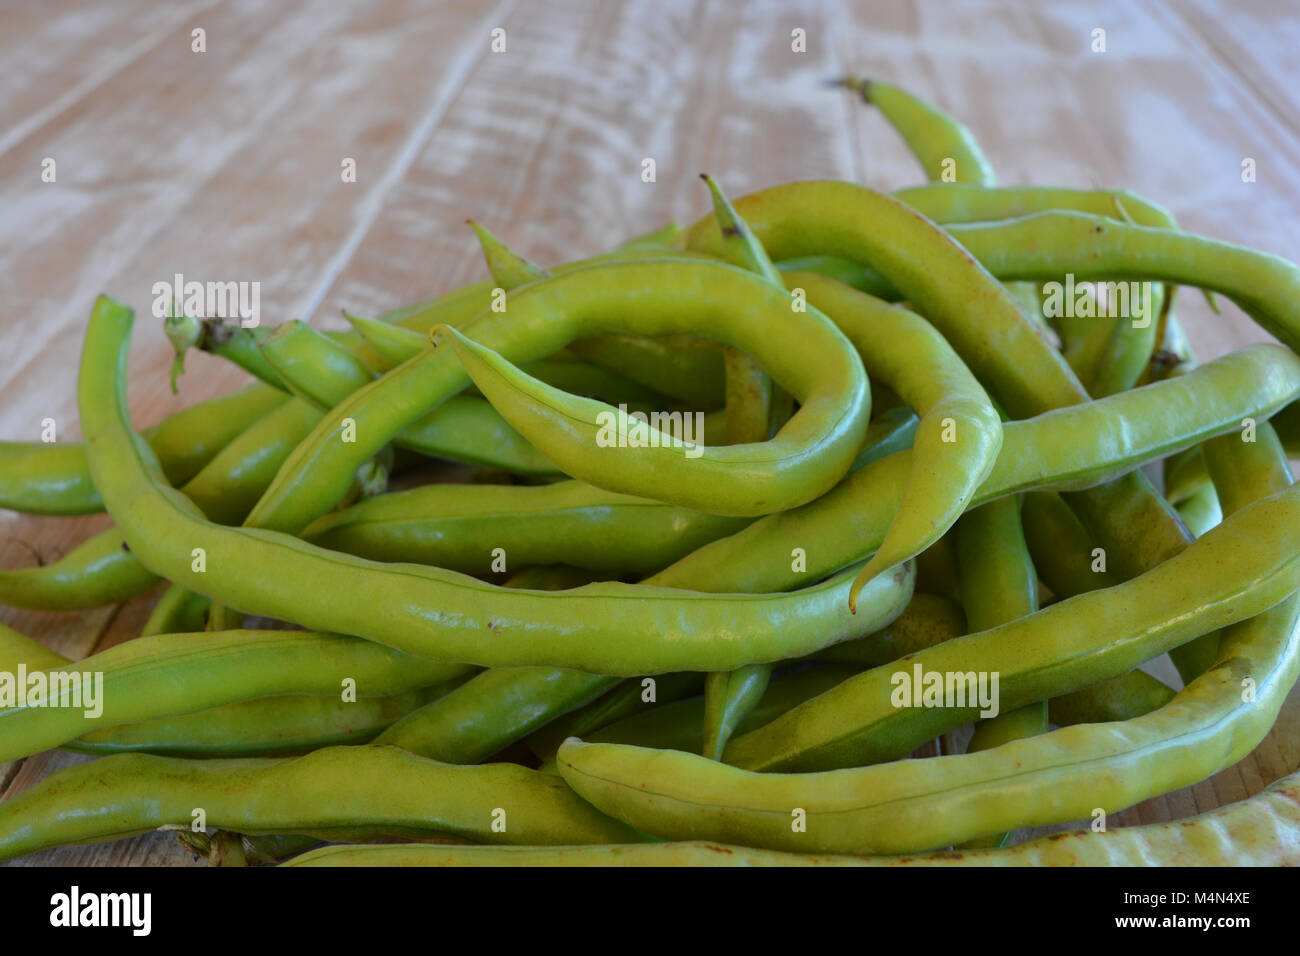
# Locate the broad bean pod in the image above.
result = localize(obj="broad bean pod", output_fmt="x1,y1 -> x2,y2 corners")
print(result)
721,478 -> 1300,772
0,745 -> 646,861
301,478 -> 750,579
77,296 -> 913,675
556,428 -> 1299,854
0,382 -> 285,515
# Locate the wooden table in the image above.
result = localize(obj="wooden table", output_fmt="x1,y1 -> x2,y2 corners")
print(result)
2,0 -> 1297,866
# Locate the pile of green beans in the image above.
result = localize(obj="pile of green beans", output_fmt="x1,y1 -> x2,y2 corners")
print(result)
2,78 -> 1298,869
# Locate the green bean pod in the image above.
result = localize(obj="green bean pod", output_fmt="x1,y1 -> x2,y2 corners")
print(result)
301,479 -> 749,576
678,180 -> 1085,418
69,686 -> 448,758
1175,482 -> 1223,538
0,745 -> 646,861
786,272 -> 1002,604
580,665 -> 862,756
945,211 -> 1300,355
258,320 -> 561,476
0,396 -> 324,610
525,673 -> 706,762
344,313 -> 673,408
240,258 -> 871,535
0,629 -> 472,763
426,274 -> 870,516
720,480 -> 1300,772
1021,491 -> 1177,723
809,593 -> 965,667
557,430 -> 1299,854
0,621 -> 471,759
283,764 -> 1300,867
843,78 -> 997,186
656,343 -> 1300,596
78,295 -> 914,675
0,383 -> 285,515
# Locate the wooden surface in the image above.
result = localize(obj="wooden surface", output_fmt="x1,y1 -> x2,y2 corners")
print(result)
1,0 -> 1298,866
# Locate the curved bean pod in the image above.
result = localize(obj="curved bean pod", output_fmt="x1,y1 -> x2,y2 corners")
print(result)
240,258 -> 869,535
842,77 -> 997,186
0,383 -> 285,516
77,296 -> 913,674
786,271 -> 1002,597
721,480 -> 1300,772
557,435 -> 1300,854
0,628 -> 471,763
283,765 -> 1300,868
258,320 -> 559,476
0,396 -> 324,610
301,479 -> 749,576
425,275 -> 869,517
68,686 -> 448,758
678,180 -> 1086,419
656,343 -> 1300,596
0,745 -> 646,861
946,211 -> 1300,354
0,621 -> 470,759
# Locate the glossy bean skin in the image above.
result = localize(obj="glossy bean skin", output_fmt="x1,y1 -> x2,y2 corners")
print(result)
345,313 -> 674,410
284,765 -> 1300,867
140,583 -> 211,636
579,665 -> 862,756
677,181 -> 1086,419
654,343 -> 1300,596
691,176 -> 786,758
371,566 -> 612,763
0,621 -> 471,759
428,275 -> 870,517
719,480 -> 1300,772
240,259 -> 870,536
946,211 -> 1300,354
0,745 -> 646,861
301,479 -> 750,577
77,297 -> 914,674
0,628 -> 471,764
0,383 -> 285,515
785,271 -> 1001,600
69,686 -> 448,758
673,182 -> 1208,621
1020,491 -> 1178,724
0,528 -> 160,610
954,496 -> 1045,848
777,182 -> 1180,304
677,185 -> 1226,622
844,78 -> 997,186
698,174 -> 779,445
556,429 -> 1300,855
809,593 -> 964,667
525,673 -> 706,763
1175,482 -> 1223,538
467,226 -> 727,409
258,320 -> 560,476
0,396 -> 324,610
375,666 -> 613,763
895,183 -> 1175,228
1047,672 -> 1175,726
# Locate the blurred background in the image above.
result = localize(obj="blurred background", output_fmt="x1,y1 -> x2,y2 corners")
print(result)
1,0 -> 1297,863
